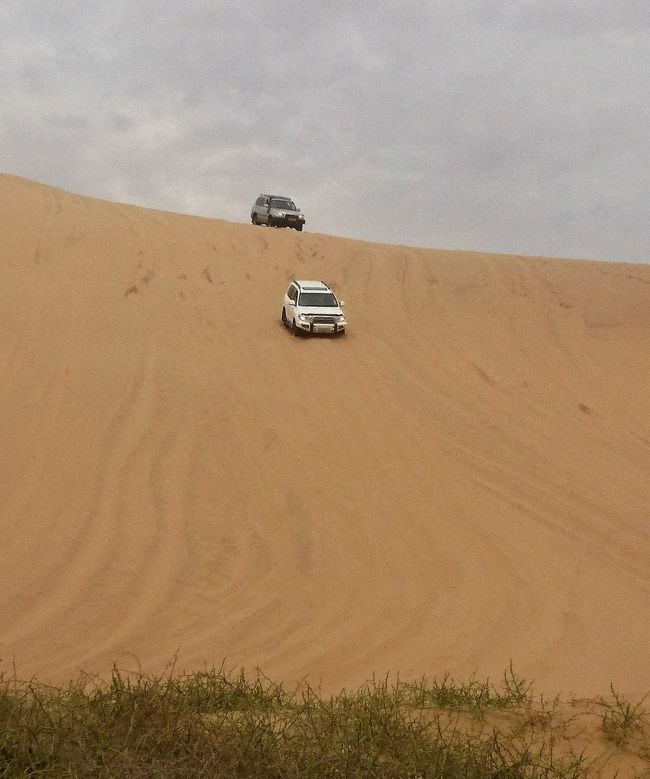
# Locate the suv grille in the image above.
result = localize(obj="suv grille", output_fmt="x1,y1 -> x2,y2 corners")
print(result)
312,316 -> 336,324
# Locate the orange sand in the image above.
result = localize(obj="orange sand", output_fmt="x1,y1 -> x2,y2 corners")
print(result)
1,173 -> 649,698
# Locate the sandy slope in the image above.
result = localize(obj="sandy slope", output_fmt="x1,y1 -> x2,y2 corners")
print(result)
1,172 -> 650,697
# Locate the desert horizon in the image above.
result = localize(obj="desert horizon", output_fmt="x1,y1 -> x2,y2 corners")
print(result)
2,171 -> 650,702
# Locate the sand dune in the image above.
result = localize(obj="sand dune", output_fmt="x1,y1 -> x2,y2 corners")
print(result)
1,172 -> 649,697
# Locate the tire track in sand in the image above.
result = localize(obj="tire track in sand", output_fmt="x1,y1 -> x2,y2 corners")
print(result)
2,342 -> 166,649
71,401 -> 195,670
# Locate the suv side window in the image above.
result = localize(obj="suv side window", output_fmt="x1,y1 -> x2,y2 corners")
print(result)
288,285 -> 298,302
256,196 -> 265,206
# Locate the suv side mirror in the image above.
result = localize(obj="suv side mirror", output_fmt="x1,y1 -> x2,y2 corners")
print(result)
339,300 -> 345,306
289,300 -> 296,306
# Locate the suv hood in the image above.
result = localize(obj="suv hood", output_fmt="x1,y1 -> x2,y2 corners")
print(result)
299,306 -> 343,316
270,207 -> 301,215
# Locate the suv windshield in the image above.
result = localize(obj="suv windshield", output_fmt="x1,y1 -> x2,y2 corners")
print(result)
270,199 -> 296,209
299,292 -> 338,307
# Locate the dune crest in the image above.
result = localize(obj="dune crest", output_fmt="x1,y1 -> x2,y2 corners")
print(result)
1,173 -> 649,696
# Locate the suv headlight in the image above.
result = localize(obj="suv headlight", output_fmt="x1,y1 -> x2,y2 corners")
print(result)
336,314 -> 345,322
298,313 -> 311,322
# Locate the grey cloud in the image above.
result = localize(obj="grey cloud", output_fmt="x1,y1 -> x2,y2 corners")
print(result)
1,1 -> 648,262
510,0 -> 650,34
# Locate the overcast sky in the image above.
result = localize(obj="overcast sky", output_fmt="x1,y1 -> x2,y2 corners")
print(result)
2,1 -> 648,262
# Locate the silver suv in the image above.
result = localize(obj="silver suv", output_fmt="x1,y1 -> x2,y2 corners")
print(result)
281,279 -> 347,336
251,194 -> 306,231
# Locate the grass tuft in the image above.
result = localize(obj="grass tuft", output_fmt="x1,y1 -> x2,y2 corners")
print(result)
400,662 -> 533,715
598,684 -> 648,747
0,664 -> 642,777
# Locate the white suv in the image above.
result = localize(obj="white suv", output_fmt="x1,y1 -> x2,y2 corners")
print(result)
281,280 -> 347,336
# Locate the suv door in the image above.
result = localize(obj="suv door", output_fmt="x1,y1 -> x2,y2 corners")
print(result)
283,283 -> 297,326
251,195 -> 269,224
257,195 -> 270,224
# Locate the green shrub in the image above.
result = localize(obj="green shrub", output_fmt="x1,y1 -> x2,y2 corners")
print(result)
0,665 -> 588,777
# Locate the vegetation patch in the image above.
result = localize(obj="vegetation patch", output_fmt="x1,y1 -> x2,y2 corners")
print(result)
0,663 -> 648,777
598,684 -> 648,747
